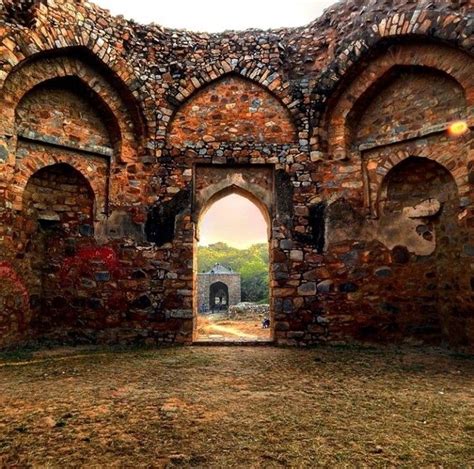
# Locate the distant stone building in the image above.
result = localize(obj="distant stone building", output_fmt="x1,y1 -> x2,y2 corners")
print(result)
197,264 -> 241,313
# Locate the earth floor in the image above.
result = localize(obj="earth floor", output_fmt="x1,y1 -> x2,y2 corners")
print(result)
196,313 -> 272,342
0,345 -> 473,467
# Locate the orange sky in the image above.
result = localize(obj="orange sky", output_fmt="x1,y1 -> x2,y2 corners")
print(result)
199,194 -> 268,248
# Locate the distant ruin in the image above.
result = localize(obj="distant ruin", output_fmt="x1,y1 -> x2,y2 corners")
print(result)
0,0 -> 472,350
197,264 -> 241,313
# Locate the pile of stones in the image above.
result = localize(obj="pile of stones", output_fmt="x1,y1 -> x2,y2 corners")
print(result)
229,302 -> 270,320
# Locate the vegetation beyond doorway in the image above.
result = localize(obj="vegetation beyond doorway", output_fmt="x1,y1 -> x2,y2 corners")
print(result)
195,193 -> 271,342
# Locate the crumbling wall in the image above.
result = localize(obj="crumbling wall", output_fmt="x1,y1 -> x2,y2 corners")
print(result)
1,0 -> 38,27
21,163 -> 96,333
0,0 -> 472,350
317,40 -> 473,348
229,303 -> 270,319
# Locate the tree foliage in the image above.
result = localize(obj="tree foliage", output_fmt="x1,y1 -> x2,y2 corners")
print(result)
198,243 -> 269,303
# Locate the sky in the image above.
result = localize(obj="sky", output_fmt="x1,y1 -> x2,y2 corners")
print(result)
199,194 -> 268,248
93,0 -> 336,32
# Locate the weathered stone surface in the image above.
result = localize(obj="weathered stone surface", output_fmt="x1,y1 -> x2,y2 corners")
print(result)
298,282 -> 317,296
317,280 -> 334,294
404,199 -> 442,219
169,76 -> 297,146
374,267 -> 392,278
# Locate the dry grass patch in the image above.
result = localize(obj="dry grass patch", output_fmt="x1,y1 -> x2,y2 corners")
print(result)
0,345 -> 473,467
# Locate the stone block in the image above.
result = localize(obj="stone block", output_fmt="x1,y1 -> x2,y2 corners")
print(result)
95,271 -> 111,282
298,282 -> 317,296
375,267 -> 392,278
317,280 -> 334,293
290,250 -> 303,262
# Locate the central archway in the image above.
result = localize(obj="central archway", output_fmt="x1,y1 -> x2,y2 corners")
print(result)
193,169 -> 274,343
210,282 -> 229,312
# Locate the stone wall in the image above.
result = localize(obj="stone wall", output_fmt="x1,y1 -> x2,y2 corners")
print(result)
197,273 -> 242,313
229,303 -> 270,320
168,75 -> 298,146
353,66 -> 466,147
0,0 -> 472,350
22,163 -> 94,229
16,77 -> 114,150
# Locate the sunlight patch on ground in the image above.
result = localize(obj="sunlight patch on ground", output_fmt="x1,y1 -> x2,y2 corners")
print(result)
196,315 -> 271,342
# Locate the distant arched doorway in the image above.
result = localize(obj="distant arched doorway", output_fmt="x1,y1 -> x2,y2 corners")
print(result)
210,282 -> 229,312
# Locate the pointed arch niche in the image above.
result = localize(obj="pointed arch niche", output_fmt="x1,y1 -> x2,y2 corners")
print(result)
167,74 -> 298,147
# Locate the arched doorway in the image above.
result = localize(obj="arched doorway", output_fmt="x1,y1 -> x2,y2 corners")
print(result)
210,281 -> 229,312
194,175 -> 273,343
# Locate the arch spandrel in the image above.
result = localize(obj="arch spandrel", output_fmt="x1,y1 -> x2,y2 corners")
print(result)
167,74 -> 298,147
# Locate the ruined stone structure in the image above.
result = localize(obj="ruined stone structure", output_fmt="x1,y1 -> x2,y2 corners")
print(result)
197,264 -> 241,313
0,0 -> 472,350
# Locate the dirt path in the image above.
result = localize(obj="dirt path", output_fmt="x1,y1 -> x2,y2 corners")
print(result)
0,345 -> 473,467
196,315 -> 271,341
200,323 -> 261,339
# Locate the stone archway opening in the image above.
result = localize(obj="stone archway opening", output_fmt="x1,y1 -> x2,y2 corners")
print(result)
194,189 -> 273,343
210,281 -> 229,313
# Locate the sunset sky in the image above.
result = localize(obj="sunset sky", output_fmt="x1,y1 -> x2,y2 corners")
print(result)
94,0 -> 336,31
199,194 -> 268,248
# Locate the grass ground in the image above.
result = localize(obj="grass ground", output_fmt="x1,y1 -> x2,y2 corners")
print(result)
196,313 -> 271,341
0,345 -> 473,467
